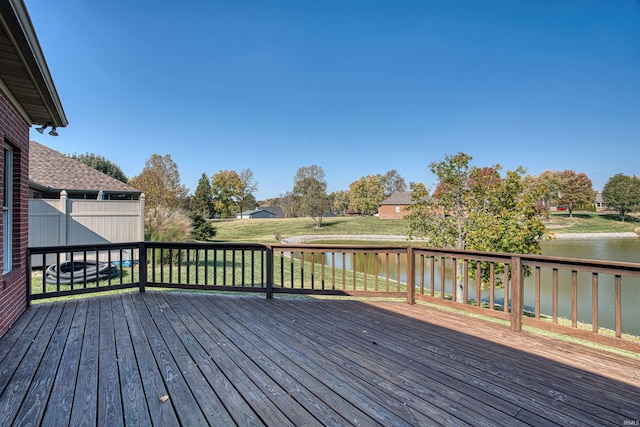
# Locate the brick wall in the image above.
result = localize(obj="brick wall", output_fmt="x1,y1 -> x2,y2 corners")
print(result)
378,204 -> 410,220
0,90 -> 30,337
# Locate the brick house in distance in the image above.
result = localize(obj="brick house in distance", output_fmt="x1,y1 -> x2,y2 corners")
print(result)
378,191 -> 413,219
0,0 -> 67,337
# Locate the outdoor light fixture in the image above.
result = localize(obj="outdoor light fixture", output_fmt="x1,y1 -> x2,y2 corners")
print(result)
35,123 -> 59,136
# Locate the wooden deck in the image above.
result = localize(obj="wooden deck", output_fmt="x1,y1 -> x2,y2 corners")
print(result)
0,292 -> 638,426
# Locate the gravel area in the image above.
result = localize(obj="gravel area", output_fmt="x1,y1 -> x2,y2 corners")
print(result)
280,234 -> 411,244
551,232 -> 638,240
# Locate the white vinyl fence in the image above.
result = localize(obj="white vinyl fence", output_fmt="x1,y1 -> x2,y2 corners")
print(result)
29,191 -> 145,248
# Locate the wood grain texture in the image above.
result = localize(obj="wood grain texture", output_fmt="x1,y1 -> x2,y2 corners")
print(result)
0,292 -> 638,426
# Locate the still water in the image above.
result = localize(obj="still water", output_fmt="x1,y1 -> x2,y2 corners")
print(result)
540,238 -> 640,263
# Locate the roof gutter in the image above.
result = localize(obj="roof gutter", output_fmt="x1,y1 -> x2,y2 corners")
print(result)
29,181 -> 142,196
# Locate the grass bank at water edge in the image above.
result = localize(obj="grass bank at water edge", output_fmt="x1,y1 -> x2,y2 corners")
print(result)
210,212 -> 639,243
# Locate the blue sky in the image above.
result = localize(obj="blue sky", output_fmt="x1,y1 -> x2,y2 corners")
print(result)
26,0 -> 639,200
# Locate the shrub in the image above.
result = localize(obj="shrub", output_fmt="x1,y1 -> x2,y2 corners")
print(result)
190,213 -> 216,241
145,207 -> 193,242
145,207 -> 193,264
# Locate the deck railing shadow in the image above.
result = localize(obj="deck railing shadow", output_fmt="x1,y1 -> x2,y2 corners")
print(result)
27,241 -> 640,352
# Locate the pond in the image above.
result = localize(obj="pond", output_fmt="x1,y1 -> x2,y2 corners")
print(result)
539,237 -> 640,263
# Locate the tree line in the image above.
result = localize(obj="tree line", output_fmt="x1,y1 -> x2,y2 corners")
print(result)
69,151 -> 640,245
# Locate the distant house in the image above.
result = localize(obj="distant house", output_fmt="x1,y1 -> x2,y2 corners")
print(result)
378,191 -> 413,219
595,192 -> 604,211
237,206 -> 285,219
29,141 -> 141,200
0,0 -> 68,337
237,209 -> 276,219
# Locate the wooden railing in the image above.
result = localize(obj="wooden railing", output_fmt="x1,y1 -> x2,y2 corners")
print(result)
519,254 -> 640,351
408,247 -> 640,352
27,243 -> 142,301
27,241 -> 640,351
269,243 -> 409,298
144,241 -> 268,293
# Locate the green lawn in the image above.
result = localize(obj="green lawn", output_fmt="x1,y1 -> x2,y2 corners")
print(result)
543,211 -> 640,234
211,216 -> 407,243
210,212 -> 639,243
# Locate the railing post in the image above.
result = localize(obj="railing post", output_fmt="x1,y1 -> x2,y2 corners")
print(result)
25,247 -> 31,307
139,242 -> 147,293
510,256 -> 524,332
138,193 -> 146,241
406,247 -> 415,304
59,190 -> 68,251
266,245 -> 274,299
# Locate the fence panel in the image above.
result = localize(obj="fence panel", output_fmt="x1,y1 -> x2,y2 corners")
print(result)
29,197 -> 144,247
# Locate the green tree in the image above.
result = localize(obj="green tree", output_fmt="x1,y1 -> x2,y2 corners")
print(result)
190,212 -> 217,241
191,173 -> 214,218
534,170 -> 564,217
129,154 -> 188,209
211,169 -> 242,218
556,170 -> 596,217
602,174 -> 640,222
68,152 -> 128,183
348,174 -> 386,215
293,165 -> 330,227
274,192 -> 296,218
329,190 -> 350,215
237,168 -> 259,217
383,169 -> 407,196
406,153 -> 546,301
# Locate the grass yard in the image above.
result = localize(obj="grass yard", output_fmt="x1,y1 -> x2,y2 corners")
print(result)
30,266 -> 140,302
210,212 -> 639,243
211,216 -> 407,243
543,211 -> 640,234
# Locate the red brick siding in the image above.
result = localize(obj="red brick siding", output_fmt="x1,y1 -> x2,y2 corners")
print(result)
0,90 -> 30,338
378,204 -> 410,219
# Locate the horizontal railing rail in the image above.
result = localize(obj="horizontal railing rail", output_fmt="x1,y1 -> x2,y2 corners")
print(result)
27,241 -> 640,351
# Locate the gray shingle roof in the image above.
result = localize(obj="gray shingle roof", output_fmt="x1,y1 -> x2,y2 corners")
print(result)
29,141 -> 140,194
237,206 -> 285,218
379,191 -> 414,205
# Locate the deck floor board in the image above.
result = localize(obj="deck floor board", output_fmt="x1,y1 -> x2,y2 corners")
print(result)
120,295 -> 181,426
0,291 -> 638,426
41,299 -> 87,426
182,294 -> 369,427
13,301 -> 77,425
284,299 -> 628,426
